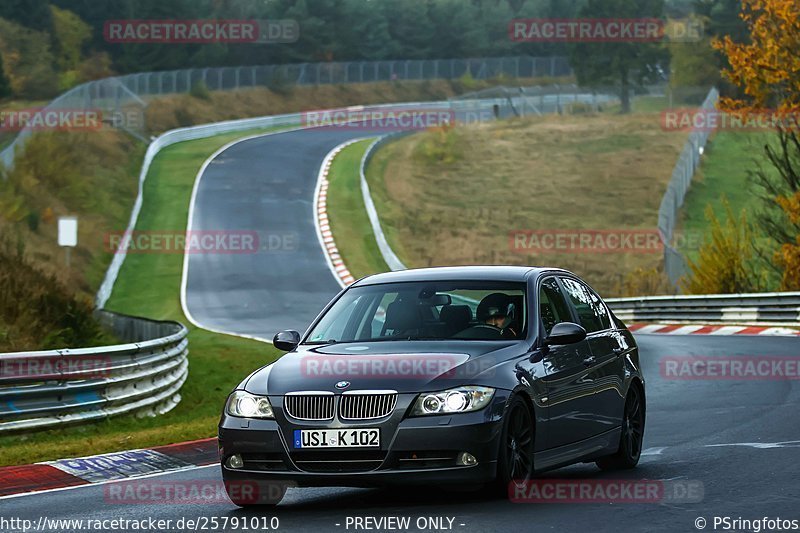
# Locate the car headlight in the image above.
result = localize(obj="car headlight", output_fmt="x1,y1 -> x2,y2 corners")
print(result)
411,386 -> 495,416
226,391 -> 274,418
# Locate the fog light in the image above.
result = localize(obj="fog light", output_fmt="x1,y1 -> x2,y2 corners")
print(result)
457,452 -> 477,466
226,454 -> 243,469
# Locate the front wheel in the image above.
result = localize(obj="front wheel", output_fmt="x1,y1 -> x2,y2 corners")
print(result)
596,384 -> 645,471
495,395 -> 535,494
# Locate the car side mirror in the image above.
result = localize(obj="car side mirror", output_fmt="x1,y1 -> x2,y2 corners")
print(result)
273,330 -> 301,351
544,322 -> 586,346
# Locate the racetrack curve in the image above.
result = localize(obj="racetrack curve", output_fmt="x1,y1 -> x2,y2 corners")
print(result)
5,335 -> 799,532
181,127 -> 382,340
5,124 -> 799,532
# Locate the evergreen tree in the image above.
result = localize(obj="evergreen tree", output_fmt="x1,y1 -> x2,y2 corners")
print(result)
0,54 -> 11,98
568,0 -> 669,113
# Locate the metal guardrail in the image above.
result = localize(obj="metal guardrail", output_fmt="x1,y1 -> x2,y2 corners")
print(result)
0,310 -> 188,433
607,292 -> 800,326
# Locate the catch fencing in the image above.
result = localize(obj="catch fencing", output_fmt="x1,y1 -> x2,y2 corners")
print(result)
659,87 -> 720,289
0,56 -> 571,171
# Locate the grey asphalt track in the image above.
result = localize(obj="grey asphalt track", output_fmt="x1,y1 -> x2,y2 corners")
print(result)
183,127 -> 385,339
5,335 -> 799,532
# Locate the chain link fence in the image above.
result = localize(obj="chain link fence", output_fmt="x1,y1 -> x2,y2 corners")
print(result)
659,87 -> 719,290
450,84 -> 621,118
0,56 -> 571,171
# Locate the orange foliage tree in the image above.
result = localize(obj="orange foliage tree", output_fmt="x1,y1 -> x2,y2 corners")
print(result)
714,0 -> 800,290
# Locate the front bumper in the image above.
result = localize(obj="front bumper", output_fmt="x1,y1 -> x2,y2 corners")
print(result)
218,394 -> 506,488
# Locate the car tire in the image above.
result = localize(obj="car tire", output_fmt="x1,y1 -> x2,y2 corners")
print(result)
596,384 -> 645,471
494,395 -> 535,495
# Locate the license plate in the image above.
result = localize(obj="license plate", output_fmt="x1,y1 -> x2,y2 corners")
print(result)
293,428 -> 380,449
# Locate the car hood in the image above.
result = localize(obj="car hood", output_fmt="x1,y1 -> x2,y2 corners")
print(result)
244,340 -> 520,395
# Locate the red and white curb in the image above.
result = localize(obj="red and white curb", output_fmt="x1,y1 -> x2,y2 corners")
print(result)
0,438 -> 217,498
628,324 -> 800,336
315,139 -> 366,288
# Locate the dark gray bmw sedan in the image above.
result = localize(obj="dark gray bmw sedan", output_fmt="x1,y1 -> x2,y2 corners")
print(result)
218,266 -> 645,506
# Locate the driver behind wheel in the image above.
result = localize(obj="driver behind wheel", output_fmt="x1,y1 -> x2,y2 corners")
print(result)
477,293 -> 518,338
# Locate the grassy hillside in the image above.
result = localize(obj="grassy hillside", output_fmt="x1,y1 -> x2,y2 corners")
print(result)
362,113 -> 688,296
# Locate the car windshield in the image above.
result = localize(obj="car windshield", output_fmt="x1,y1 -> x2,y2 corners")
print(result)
306,281 -> 526,343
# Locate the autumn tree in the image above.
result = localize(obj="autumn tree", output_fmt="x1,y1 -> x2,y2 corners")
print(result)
714,0 -> 800,289
683,198 -> 765,294
50,5 -> 92,90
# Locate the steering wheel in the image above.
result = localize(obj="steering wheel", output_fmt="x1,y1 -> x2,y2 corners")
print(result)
453,324 -> 504,340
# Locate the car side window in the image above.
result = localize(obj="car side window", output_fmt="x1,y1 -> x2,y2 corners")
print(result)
538,277 -> 572,336
559,278 -> 611,333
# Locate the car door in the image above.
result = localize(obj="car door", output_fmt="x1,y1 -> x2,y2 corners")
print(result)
536,276 -> 598,448
558,277 -> 625,436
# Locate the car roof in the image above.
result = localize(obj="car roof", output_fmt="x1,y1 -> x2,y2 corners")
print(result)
351,265 -> 574,286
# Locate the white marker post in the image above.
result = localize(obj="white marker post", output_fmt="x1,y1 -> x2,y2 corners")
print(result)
58,216 -> 78,267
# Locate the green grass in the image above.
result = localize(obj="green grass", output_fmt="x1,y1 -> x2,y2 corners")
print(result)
325,139 -> 389,279
678,130 -> 780,266
0,128 -> 288,466
362,141 -> 410,266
